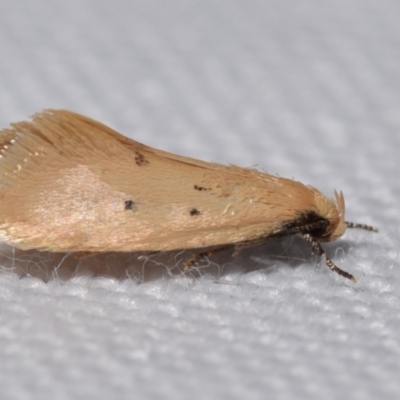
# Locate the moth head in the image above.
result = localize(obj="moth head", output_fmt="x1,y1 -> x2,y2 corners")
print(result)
317,190 -> 347,242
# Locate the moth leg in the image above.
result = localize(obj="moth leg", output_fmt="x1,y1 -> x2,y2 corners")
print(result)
75,251 -> 95,259
137,251 -> 160,259
184,245 -> 233,272
300,233 -> 357,282
232,242 -> 251,256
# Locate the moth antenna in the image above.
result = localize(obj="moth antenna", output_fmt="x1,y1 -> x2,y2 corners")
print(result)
345,222 -> 378,233
300,233 -> 357,282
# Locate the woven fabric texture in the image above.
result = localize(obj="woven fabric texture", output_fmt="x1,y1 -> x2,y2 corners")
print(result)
0,1 -> 399,399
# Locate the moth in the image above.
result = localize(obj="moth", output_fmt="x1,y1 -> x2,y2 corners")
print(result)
0,110 -> 377,281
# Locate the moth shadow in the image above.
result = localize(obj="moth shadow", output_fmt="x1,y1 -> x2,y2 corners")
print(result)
0,244 -> 188,282
0,237 -> 370,282
236,236 -> 359,275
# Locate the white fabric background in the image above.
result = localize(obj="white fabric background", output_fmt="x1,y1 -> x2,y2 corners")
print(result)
0,1 -> 399,399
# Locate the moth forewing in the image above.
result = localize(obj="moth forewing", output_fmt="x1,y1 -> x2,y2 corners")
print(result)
0,110 -> 377,281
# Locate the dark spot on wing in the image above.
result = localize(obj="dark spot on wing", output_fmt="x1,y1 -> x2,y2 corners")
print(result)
135,152 -> 149,166
124,200 -> 135,210
194,185 -> 211,191
190,208 -> 201,216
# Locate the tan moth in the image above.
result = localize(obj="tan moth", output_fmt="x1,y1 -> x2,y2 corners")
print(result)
0,110 -> 377,282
